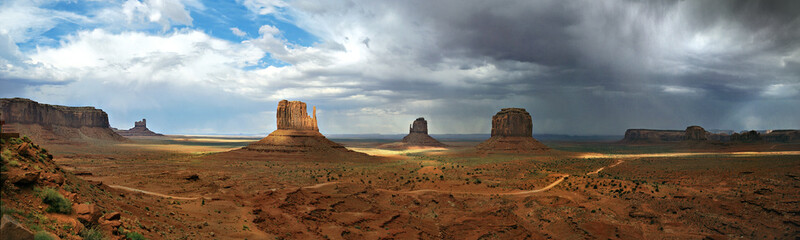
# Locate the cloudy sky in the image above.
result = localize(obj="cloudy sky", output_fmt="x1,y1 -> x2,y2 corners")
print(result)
1,0 -> 798,135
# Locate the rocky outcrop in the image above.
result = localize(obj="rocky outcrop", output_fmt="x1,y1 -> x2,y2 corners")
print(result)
621,129 -> 685,143
241,100 -> 367,158
764,130 -> 800,143
1,215 -> 34,240
490,108 -> 532,137
277,100 -> 318,131
0,98 -> 125,143
684,126 -> 708,141
476,108 -> 549,153
115,119 -> 163,136
400,118 -> 446,147
731,130 -> 762,143
379,118 -> 446,149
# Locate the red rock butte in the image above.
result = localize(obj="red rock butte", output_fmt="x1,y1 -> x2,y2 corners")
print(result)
242,100 -> 365,157
400,117 -> 446,147
476,108 -> 549,153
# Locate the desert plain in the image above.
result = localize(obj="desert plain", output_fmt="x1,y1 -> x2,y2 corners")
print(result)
6,134 -> 792,239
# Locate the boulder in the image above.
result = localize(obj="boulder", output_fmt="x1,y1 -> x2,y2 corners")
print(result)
75,203 -> 101,225
1,215 -> 34,240
9,170 -> 40,185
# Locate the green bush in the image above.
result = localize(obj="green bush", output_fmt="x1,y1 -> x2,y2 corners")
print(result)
81,227 -> 106,240
34,231 -> 55,240
126,231 -> 147,240
40,188 -> 72,214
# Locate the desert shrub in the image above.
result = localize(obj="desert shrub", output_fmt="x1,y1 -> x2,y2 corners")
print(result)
125,231 -> 147,240
40,188 -> 72,214
34,231 -> 55,240
81,227 -> 106,240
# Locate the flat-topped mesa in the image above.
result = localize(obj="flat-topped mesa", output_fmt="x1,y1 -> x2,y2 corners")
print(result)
477,108 -> 549,153
277,100 -> 318,131
491,108 -> 532,137
0,98 -> 125,143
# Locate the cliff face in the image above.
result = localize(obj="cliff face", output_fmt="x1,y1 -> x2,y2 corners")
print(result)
276,100 -> 318,131
409,118 -> 428,134
0,98 -> 125,143
490,108 -> 532,137
1,98 -> 110,128
684,126 -> 708,141
477,108 -> 548,153
621,129 -> 685,143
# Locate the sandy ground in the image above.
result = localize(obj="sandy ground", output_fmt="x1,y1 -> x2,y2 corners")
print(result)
38,135 -> 800,239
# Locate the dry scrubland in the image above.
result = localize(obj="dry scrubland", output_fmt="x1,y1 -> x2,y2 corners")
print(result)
2,135 -> 799,239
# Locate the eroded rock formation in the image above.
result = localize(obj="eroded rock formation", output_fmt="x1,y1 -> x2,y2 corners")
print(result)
277,100 -> 318,131
731,130 -> 762,143
115,119 -> 163,136
476,108 -> 549,153
684,126 -> 708,141
241,100 -> 367,158
621,129 -> 685,143
393,118 -> 446,147
0,98 -> 125,143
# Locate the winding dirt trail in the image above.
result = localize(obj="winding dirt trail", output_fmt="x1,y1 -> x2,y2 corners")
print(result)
108,185 -> 211,200
108,158 -> 625,200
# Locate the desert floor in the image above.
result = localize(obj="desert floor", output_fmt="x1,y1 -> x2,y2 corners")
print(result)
42,136 -> 800,239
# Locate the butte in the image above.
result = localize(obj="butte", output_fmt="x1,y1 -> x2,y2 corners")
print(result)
216,100 -> 370,161
379,117 -> 447,149
475,108 -> 549,153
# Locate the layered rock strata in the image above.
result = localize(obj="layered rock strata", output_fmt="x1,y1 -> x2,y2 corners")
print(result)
476,108 -> 549,153
0,98 -> 125,143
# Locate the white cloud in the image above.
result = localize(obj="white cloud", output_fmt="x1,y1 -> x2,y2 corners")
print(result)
230,27 -> 247,37
122,0 -> 200,30
761,83 -> 799,98
239,0 -> 286,15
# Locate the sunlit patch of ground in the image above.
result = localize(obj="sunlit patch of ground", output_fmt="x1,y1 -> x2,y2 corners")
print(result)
114,143 -> 240,154
347,146 -> 448,157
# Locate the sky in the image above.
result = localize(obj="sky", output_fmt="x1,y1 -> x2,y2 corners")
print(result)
1,0 -> 798,135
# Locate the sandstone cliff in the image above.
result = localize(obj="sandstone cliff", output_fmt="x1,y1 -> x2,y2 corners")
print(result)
621,129 -> 685,143
684,126 -> 708,141
240,100 -> 368,159
0,98 -> 125,143
476,108 -> 549,153
114,119 -> 163,137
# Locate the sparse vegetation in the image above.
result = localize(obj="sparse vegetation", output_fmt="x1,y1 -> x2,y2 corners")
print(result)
125,231 -> 147,240
40,188 -> 72,214
81,227 -> 106,240
34,231 -> 55,240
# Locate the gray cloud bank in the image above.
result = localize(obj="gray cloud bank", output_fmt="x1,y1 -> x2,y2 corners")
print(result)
1,0 -> 798,135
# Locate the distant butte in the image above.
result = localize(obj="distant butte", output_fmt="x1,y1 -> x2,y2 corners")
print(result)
114,119 -> 163,136
223,100 -> 370,161
476,108 -> 549,153
379,117 -> 447,149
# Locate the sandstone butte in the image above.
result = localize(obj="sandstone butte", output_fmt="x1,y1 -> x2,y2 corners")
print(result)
0,98 -> 125,143
399,117 -> 447,147
475,108 -> 549,153
114,119 -> 163,137
241,100 -> 367,157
